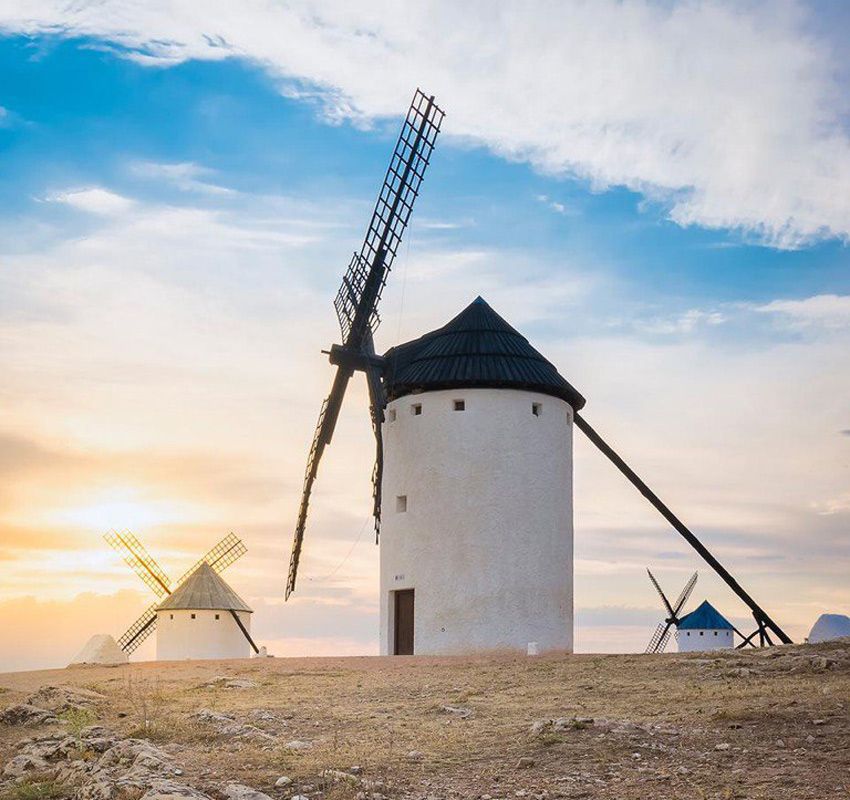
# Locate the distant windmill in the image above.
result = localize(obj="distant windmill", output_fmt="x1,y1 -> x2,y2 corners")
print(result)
645,569 -> 698,653
105,530 -> 258,655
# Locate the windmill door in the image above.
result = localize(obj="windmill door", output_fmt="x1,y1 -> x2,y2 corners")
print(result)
394,589 -> 415,655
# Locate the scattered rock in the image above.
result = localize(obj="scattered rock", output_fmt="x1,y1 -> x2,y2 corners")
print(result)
349,765 -> 363,775
406,750 -> 424,761
141,780 -> 212,799
776,739 -> 786,748
715,743 -> 731,751
2,752 -> 50,777
0,703 -> 59,727
290,795 -> 309,800
199,677 -> 258,690
516,757 -> 535,769
26,685 -> 106,712
275,776 -> 293,787
812,719 -> 826,726
284,740 -> 312,751
222,783 -> 273,800
322,769 -> 359,785
441,705 -> 473,719
189,709 -> 274,743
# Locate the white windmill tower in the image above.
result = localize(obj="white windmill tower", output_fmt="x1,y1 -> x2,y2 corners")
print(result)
284,89 -> 794,656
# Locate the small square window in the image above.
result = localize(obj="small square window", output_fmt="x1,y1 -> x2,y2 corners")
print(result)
713,631 -> 717,636
411,403 -> 422,416
191,613 -> 196,620
396,495 -> 408,512
215,614 -> 220,620
453,399 -> 465,411
532,402 -> 542,417
699,631 -> 704,636
170,614 -> 173,620
388,409 -> 397,422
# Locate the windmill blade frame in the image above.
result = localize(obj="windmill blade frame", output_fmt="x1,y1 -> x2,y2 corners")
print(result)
175,532 -> 247,587
646,568 -> 676,619
645,620 -> 675,654
285,89 -> 444,599
286,365 -> 354,599
104,529 -> 172,598
117,602 -> 159,654
334,90 -> 444,346
364,334 -> 385,542
672,571 -> 698,618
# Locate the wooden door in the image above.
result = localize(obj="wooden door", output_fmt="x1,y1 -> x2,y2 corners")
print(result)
394,589 -> 415,655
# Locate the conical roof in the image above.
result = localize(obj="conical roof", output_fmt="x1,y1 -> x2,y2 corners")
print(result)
382,297 -> 586,409
677,600 -> 733,630
157,562 -> 252,613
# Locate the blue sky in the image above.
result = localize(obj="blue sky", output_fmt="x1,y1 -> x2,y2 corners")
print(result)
0,2 -> 848,670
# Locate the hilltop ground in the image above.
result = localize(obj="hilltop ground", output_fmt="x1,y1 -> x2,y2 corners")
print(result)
0,642 -> 848,800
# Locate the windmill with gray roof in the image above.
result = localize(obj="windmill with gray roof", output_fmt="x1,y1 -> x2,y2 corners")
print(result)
105,530 -> 257,660
156,562 -> 257,660
285,89 -> 793,656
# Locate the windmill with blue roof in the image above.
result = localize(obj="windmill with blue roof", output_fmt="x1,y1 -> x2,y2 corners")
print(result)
676,600 -> 735,652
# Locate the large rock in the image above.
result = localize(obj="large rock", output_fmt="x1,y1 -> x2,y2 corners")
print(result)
808,613 -> 850,643
0,703 -> 58,727
2,753 -> 50,778
141,780 -> 212,799
189,709 -> 274,743
222,783 -> 274,800
69,634 -> 129,666
26,685 -> 106,712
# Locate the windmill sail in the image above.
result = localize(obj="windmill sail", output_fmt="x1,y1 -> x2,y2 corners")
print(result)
644,570 -> 699,654
285,89 -> 444,600
104,530 -> 171,597
645,621 -> 674,654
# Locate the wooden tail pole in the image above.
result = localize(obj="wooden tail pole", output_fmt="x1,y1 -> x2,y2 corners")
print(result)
573,412 -> 792,645
229,610 -> 260,654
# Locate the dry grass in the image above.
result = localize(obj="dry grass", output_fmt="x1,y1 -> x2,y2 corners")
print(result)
1,643 -> 848,799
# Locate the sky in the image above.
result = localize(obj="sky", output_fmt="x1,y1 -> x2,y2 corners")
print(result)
0,0 -> 848,672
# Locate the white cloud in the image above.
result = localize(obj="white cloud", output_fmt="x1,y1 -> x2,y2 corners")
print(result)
755,294 -> 850,329
3,1 -> 850,247
536,194 -> 573,216
131,161 -> 235,195
633,308 -> 727,336
45,187 -> 135,215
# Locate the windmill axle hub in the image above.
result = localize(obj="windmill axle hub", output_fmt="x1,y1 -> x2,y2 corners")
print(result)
326,343 -> 386,373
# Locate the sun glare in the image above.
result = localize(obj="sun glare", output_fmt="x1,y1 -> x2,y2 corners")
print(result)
51,487 -> 198,531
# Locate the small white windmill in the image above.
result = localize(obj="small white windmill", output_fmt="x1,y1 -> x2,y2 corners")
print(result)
105,530 -> 258,660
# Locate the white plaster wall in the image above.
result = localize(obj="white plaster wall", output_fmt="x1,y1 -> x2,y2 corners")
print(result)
155,609 -> 252,660
676,628 -> 734,652
379,388 -> 574,656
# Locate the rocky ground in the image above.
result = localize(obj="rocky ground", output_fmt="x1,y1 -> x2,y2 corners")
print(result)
0,642 -> 848,800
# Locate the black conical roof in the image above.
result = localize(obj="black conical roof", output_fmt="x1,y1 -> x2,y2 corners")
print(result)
382,297 -> 585,409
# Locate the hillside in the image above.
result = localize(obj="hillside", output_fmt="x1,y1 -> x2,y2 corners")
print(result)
0,642 -> 848,800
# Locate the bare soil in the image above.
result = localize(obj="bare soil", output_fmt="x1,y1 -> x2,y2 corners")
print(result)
1,641 -> 848,799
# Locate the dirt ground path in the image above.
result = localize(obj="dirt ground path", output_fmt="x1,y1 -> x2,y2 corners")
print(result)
1,642 -> 848,799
